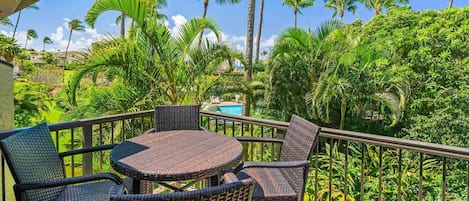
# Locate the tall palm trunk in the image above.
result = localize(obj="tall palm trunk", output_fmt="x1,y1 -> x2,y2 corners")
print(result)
254,0 -> 265,62
197,0 -> 210,46
64,29 -> 73,67
449,0 -> 454,8
340,9 -> 345,21
12,10 -> 22,38
243,0 -> 256,116
120,12 -> 126,38
375,5 -> 381,15
294,10 -> 298,27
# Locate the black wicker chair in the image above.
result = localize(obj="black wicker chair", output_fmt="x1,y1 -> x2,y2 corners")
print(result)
143,105 -> 207,134
110,173 -> 255,201
234,115 -> 320,201
0,123 -> 125,201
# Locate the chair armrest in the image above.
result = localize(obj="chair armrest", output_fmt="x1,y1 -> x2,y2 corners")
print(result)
142,128 -> 156,135
221,172 -> 239,183
14,173 -> 123,192
235,136 -> 284,144
200,126 -> 209,132
58,144 -> 116,158
243,161 -> 310,169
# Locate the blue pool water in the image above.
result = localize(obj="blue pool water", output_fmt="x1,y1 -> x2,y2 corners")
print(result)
218,104 -> 243,115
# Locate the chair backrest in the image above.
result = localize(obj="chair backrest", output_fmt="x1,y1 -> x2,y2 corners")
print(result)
154,105 -> 201,132
278,115 -> 320,201
0,123 -> 65,201
110,178 -> 255,201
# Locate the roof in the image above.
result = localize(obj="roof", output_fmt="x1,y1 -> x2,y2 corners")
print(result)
0,0 -> 38,19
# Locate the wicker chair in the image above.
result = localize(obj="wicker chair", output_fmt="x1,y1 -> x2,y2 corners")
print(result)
234,115 -> 320,201
109,173 -> 255,201
0,123 -> 125,201
143,105 -> 207,134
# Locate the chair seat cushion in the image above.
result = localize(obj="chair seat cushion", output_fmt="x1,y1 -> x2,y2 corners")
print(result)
237,168 -> 297,201
55,181 -> 124,201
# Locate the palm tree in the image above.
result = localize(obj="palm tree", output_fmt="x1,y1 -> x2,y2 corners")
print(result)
197,0 -> 241,45
360,0 -> 408,15
254,0 -> 265,62
42,37 -> 53,51
64,19 -> 85,67
0,18 -> 13,27
24,29 -> 37,49
12,3 -> 39,39
449,0 -> 454,8
73,0 -> 236,106
324,0 -> 358,21
282,0 -> 315,27
244,0 -> 256,116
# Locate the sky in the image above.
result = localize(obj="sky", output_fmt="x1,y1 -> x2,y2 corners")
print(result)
1,0 -> 468,53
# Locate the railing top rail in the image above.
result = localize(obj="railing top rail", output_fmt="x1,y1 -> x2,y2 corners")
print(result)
0,110 -> 155,140
1,110 -> 468,160
321,127 -> 469,161
200,111 -> 289,130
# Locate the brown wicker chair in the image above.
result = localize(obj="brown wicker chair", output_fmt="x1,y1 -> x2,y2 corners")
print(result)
143,105 -> 207,134
0,123 -> 125,201
109,173 -> 255,201
234,115 -> 320,201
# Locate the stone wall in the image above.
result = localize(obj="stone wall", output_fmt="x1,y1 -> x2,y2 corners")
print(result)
0,60 -> 14,130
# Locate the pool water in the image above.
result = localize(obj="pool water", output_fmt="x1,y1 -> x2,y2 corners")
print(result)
218,104 -> 243,115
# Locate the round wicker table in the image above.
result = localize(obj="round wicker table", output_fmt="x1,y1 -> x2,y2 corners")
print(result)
110,130 -> 243,193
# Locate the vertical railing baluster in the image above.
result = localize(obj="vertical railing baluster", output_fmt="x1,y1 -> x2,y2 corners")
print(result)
397,149 -> 403,201
419,153 -> 423,201
99,123 -> 103,172
215,119 -> 218,133
207,117 -> 211,131
121,119 -> 125,142
223,120 -> 226,135
467,161 -> 469,201
344,141 -> 348,201
329,138 -> 333,201
314,139 -> 318,201
232,121 -> 235,137
442,157 -> 447,201
71,128 -> 75,177
55,130 -> 59,150
361,143 -> 365,201
378,146 -> 383,201
260,126 -> 264,161
111,121 -> 115,144
271,128 -> 275,161
241,122 -> 244,136
131,119 -> 135,137
140,116 -> 144,135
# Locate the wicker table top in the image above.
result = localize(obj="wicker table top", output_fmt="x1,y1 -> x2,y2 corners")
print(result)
110,130 -> 243,182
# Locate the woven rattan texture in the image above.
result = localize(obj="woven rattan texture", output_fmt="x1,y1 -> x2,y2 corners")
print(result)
110,178 -> 254,201
0,123 -> 65,200
111,130 -> 243,181
154,105 -> 200,132
0,123 -> 124,201
279,115 -> 320,200
238,168 -> 296,201
237,115 -> 320,201
55,181 -> 119,201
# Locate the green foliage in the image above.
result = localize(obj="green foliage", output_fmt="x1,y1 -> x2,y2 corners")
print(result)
14,78 -> 52,127
0,34 -> 21,62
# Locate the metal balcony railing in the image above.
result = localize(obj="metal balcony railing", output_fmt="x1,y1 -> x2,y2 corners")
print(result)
1,110 -> 468,201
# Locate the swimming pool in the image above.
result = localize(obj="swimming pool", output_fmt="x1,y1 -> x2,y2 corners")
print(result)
217,104 -> 243,115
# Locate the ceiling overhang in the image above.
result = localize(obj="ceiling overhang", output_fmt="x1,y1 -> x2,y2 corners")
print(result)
0,0 -> 38,19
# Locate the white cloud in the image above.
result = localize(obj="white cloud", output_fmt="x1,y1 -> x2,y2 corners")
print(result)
44,19 -> 104,51
170,15 -> 187,36
260,35 -> 277,49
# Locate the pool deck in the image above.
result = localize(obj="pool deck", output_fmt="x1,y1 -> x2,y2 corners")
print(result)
210,101 -> 242,105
